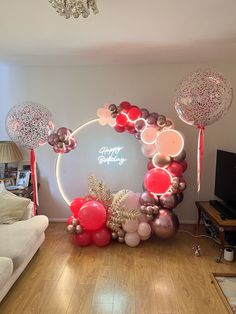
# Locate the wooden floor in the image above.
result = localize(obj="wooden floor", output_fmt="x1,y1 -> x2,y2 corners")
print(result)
0,223 -> 236,314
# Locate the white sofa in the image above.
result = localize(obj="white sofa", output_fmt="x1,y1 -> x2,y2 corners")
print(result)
0,215 -> 49,302
0,181 -> 49,302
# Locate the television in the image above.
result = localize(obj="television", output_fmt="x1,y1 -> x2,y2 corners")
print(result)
215,149 -> 236,206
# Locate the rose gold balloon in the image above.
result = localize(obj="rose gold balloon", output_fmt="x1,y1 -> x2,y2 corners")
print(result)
173,150 -> 186,163
139,191 -> 158,206
151,209 -> 179,239
152,153 -> 171,168
159,193 -> 178,210
75,225 -> 83,234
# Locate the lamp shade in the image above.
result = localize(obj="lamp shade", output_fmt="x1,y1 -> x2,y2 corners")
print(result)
0,141 -> 23,163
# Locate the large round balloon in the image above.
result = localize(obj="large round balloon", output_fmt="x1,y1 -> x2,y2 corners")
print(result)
174,69 -> 233,127
144,168 -> 172,195
151,209 -> 179,239
78,200 -> 107,231
6,102 -> 54,149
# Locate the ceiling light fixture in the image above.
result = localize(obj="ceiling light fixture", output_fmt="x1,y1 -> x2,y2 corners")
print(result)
48,0 -> 99,19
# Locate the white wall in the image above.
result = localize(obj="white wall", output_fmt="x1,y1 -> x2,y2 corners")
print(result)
0,63 -> 236,222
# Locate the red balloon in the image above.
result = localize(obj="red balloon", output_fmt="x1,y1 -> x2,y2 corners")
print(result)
70,198 -> 86,217
120,101 -> 131,112
128,106 -> 142,121
144,168 -> 172,195
74,230 -> 92,247
167,162 -> 183,177
116,113 -> 128,127
78,201 -> 107,231
180,160 -> 188,172
67,215 -> 74,225
125,122 -> 136,134
92,227 -> 111,247
114,125 -> 125,133
147,160 -> 155,170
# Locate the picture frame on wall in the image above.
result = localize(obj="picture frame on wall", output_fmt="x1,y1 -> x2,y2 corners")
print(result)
16,170 -> 31,187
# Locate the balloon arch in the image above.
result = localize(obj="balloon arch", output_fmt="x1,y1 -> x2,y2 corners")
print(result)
57,101 -> 187,247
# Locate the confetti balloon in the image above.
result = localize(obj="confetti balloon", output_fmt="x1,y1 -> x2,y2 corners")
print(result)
174,69 -> 233,127
6,102 -> 54,149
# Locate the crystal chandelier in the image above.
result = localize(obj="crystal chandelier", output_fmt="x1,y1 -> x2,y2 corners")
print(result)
48,0 -> 99,19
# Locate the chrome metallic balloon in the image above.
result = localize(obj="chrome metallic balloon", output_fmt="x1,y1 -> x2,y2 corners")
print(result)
72,218 -> 78,227
111,232 -> 118,239
67,224 -> 75,233
118,236 -> 125,243
151,209 -> 179,239
176,192 -> 184,203
159,193 -> 178,210
173,149 -> 186,163
152,153 -> 171,168
75,225 -> 83,234
141,108 -> 149,119
139,192 -> 158,206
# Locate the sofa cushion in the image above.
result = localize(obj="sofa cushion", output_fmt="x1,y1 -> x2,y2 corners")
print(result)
0,190 -> 31,224
0,181 -> 6,193
0,257 -> 14,290
0,215 -> 49,270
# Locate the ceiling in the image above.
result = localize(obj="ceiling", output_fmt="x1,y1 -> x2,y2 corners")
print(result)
0,0 -> 236,65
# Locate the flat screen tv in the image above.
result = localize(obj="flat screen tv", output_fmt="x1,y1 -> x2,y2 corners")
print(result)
215,149 -> 236,205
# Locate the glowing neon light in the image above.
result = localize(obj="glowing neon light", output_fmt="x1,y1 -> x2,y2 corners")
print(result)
56,118 -> 99,206
98,146 -> 127,166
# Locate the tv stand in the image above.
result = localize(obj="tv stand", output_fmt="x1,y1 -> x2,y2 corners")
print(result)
209,199 -> 236,219
195,201 -> 236,262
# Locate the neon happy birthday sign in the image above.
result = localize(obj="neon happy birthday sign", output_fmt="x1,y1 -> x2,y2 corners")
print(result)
98,146 -> 127,166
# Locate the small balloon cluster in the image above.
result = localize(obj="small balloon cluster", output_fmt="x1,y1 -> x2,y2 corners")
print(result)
67,197 -> 111,247
66,176 -> 180,248
48,127 -> 77,153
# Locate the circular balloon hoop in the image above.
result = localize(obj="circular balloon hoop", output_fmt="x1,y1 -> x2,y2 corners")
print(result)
56,118 -> 99,205
55,101 -> 188,245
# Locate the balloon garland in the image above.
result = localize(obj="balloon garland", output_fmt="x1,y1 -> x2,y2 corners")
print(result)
65,101 -> 187,247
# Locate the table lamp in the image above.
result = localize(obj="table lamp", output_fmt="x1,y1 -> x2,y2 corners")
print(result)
0,141 -> 23,178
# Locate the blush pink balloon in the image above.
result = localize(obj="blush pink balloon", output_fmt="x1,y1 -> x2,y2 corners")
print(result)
156,130 -> 184,157
124,232 -> 141,247
137,222 -> 151,238
122,219 -> 139,233
120,191 -> 140,210
141,143 -> 158,158
141,127 -> 158,144
140,234 -> 151,241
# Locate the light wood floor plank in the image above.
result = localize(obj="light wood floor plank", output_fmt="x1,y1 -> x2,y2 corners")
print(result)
0,223 -> 235,314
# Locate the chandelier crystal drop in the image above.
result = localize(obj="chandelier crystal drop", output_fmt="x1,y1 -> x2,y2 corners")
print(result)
48,0 -> 99,19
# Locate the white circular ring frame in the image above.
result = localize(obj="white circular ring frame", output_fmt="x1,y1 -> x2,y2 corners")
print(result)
56,118 -> 99,206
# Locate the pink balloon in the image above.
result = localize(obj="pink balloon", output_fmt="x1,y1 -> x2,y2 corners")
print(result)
156,130 -> 184,157
78,201 -> 107,231
141,143 -> 158,158
124,232 -> 141,247
144,168 -> 172,195
74,230 -> 92,247
92,227 -> 111,247
140,233 -> 151,241
120,191 -> 140,210
122,219 -> 139,233
167,162 -> 183,177
137,222 -> 151,238
141,127 -> 158,144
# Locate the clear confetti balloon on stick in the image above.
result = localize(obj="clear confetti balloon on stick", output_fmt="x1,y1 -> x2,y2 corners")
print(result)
174,69 -> 233,191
